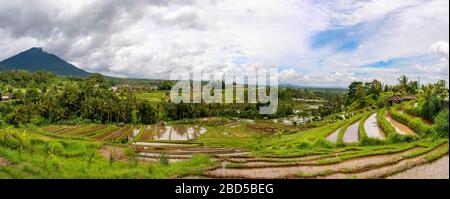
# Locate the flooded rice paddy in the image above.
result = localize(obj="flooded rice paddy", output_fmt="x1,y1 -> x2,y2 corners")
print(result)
343,122 -> 359,143
140,125 -> 207,141
326,127 -> 341,143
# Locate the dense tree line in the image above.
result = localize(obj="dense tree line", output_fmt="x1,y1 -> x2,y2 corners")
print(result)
0,71 -> 159,126
5,71 -> 443,127
1,70 -> 344,126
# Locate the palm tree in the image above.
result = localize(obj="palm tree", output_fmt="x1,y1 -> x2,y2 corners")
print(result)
397,75 -> 409,95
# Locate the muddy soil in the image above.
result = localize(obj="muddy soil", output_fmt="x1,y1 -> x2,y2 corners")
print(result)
319,145 -> 448,179
205,148 -> 419,178
98,145 -> 129,161
385,112 -> 416,136
387,156 -> 449,179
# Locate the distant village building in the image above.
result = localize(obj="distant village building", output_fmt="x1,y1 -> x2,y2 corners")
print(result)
387,95 -> 403,106
110,86 -> 119,92
1,93 -> 14,102
109,85 -> 139,93
386,95 -> 417,106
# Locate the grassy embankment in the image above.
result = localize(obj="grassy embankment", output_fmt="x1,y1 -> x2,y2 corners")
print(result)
0,128 -> 215,179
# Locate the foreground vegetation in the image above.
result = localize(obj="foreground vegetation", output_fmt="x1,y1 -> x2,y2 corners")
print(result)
0,128 -> 214,179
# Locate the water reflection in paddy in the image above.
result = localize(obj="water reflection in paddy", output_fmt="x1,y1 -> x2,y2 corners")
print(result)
326,127 -> 341,143
384,112 -> 416,136
343,122 -> 359,143
147,125 -> 207,141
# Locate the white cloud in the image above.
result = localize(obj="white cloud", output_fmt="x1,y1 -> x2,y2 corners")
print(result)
0,0 -> 448,87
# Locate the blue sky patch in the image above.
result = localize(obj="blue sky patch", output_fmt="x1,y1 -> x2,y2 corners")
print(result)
232,56 -> 250,65
311,27 -> 361,52
366,60 -> 397,68
363,55 -> 435,68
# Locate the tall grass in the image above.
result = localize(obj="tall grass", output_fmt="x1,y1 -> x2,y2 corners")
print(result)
433,110 -> 449,139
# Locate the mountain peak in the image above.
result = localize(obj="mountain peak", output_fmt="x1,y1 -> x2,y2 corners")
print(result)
0,47 -> 90,77
28,47 -> 44,52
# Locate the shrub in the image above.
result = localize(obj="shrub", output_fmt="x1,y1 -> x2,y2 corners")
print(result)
388,132 -> 415,143
403,101 -> 420,116
30,115 -> 47,126
434,110 -> 449,139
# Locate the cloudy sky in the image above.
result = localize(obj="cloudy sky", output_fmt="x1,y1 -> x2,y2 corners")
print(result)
0,0 -> 448,87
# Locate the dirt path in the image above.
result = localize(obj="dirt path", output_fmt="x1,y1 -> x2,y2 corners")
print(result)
385,112 -> 416,136
364,113 -> 385,139
98,145 -> 129,161
343,122 -> 359,143
133,141 -> 250,163
387,156 -> 449,179
0,157 -> 11,167
318,145 -> 448,179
